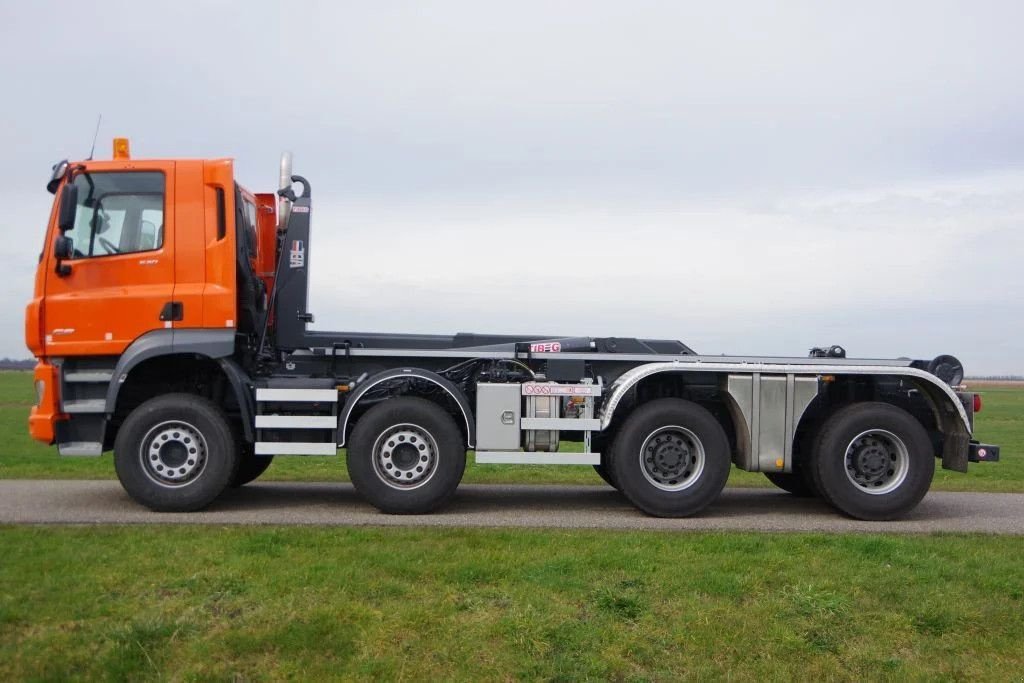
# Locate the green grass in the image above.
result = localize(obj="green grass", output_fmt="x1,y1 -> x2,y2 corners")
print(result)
1,525 -> 1022,681
0,371 -> 1019,490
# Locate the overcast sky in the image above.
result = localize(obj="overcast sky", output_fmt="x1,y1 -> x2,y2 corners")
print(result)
2,1 -> 1022,374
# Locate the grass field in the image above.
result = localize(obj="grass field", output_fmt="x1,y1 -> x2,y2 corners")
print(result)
2,526 -> 1022,681
0,371 -> 1019,491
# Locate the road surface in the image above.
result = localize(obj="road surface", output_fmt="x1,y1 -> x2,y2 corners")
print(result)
1,480 -> 1022,534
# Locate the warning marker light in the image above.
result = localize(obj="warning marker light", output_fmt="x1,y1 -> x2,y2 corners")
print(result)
113,137 -> 131,160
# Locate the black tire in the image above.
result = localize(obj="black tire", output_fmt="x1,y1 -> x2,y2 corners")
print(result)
763,469 -> 816,497
347,397 -> 466,514
609,399 -> 731,518
810,402 -> 934,520
231,450 -> 274,487
593,461 -> 619,489
113,393 -> 240,512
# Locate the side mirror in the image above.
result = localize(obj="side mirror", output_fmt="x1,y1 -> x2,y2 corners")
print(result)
54,235 -> 74,259
58,184 -> 78,232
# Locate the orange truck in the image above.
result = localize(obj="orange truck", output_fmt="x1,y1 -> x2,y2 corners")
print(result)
26,139 -> 999,518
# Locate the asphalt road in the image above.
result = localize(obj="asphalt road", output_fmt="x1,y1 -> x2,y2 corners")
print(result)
2,480 -> 1023,534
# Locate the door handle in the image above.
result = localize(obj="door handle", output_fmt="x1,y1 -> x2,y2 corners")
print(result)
159,302 -> 184,322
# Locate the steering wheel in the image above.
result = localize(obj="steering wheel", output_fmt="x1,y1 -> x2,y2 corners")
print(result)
98,236 -> 121,254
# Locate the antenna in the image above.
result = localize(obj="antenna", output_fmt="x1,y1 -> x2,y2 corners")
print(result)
87,115 -> 102,160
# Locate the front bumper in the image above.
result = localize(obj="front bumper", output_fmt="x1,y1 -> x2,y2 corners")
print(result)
28,360 -> 62,445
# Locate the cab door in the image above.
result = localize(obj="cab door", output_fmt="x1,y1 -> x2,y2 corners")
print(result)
42,164 -> 176,356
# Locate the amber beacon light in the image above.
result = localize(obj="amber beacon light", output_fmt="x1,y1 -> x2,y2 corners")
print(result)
113,137 -> 131,160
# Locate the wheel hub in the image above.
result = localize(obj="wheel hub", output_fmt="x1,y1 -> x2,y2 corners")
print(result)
639,426 -> 705,491
373,424 -> 439,490
844,430 -> 909,495
140,421 -> 208,487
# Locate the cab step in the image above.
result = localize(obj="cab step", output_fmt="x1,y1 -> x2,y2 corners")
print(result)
254,385 -> 339,456
58,441 -> 103,456
62,399 -> 107,414
64,371 -> 114,383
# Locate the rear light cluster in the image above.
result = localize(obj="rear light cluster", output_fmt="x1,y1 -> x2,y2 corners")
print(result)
973,393 -> 983,414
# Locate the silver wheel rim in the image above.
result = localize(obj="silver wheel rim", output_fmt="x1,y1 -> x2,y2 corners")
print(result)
843,429 -> 910,495
371,423 -> 439,491
639,426 -> 705,492
139,420 -> 208,488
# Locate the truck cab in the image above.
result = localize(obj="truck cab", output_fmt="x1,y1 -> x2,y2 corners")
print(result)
27,142 -> 263,451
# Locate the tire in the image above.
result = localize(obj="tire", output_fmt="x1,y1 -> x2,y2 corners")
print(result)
347,397 -> 466,514
609,399 -> 731,518
231,450 -> 274,487
763,469 -> 816,497
593,461 -> 619,490
810,402 -> 934,520
113,393 -> 240,512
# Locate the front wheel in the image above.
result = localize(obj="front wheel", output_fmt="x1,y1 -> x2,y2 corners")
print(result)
810,402 -> 934,520
347,397 -> 466,514
609,399 -> 731,518
113,394 -> 240,511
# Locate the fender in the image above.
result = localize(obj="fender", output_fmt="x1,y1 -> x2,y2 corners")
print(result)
103,329 -> 255,441
598,360 -> 973,470
338,367 -> 475,448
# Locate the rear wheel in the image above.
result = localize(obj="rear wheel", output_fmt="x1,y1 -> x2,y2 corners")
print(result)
347,397 -> 466,514
609,399 -> 730,518
810,402 -> 934,520
114,393 -> 239,512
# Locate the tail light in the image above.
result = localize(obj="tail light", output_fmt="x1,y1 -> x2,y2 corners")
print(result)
973,393 -> 983,414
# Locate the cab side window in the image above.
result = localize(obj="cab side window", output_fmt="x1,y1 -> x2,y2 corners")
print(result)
63,172 -> 165,258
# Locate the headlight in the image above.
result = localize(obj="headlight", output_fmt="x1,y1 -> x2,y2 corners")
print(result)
35,380 -> 45,405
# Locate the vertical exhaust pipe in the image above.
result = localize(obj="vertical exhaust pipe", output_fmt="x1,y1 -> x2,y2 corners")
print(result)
278,151 -> 293,231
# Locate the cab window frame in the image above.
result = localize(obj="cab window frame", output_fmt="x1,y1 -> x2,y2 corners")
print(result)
62,170 -> 167,261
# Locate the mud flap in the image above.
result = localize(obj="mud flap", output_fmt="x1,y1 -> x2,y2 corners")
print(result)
941,431 -> 970,473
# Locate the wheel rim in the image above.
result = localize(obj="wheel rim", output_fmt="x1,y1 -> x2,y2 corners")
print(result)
139,420 -> 208,488
638,426 -> 705,492
371,423 -> 439,491
843,429 -> 910,495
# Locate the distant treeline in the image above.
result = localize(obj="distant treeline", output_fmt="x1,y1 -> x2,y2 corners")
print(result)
967,375 -> 1024,381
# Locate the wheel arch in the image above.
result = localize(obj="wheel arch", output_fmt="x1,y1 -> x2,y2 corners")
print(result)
599,369 -> 741,465
601,361 -> 972,473
105,330 -> 254,445
338,368 -> 475,448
